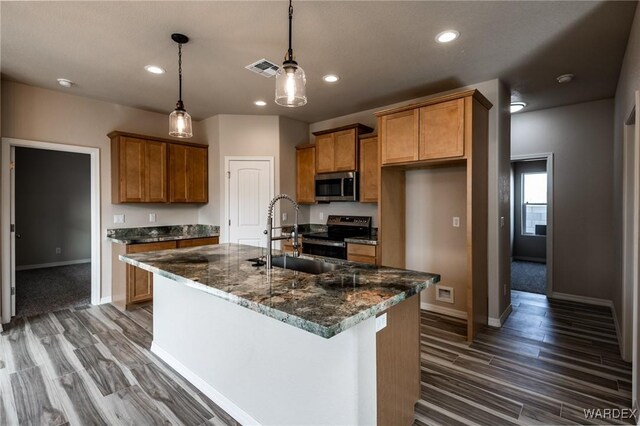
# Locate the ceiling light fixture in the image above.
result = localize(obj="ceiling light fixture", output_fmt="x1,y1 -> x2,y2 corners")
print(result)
145,65 -> 165,74
169,33 -> 193,138
275,0 -> 307,107
323,74 -> 339,83
510,102 -> 527,113
254,100 -> 267,106
57,78 -> 73,88
435,30 -> 460,43
556,73 -> 574,84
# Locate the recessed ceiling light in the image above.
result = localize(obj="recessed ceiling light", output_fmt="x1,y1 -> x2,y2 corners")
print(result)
144,65 -> 166,74
57,78 -> 73,88
254,100 -> 267,107
556,73 -> 574,84
322,74 -> 340,83
510,102 -> 527,113
435,30 -> 460,43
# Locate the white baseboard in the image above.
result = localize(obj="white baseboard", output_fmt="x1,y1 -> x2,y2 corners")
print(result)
548,291 -> 613,307
98,297 -> 112,305
16,258 -> 91,271
421,302 -> 466,319
488,304 -> 513,327
151,342 -> 261,426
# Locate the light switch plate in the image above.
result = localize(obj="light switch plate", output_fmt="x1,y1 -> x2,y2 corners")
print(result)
319,212 -> 324,220
282,212 -> 287,222
113,214 -> 125,224
376,313 -> 387,332
453,217 -> 460,228
149,213 -> 157,223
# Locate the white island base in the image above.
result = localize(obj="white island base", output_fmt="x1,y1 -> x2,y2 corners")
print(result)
151,275 -> 379,425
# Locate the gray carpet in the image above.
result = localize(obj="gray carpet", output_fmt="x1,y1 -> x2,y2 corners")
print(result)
511,260 -> 546,294
16,263 -> 91,317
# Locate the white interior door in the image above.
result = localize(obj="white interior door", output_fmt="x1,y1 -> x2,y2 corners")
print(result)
228,159 -> 273,247
9,146 -> 16,316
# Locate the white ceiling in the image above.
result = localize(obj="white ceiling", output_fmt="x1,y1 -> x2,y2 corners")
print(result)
1,1 -> 637,123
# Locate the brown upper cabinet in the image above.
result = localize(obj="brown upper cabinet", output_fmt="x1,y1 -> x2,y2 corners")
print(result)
419,98 -> 465,160
359,135 -> 378,203
296,144 -> 316,204
109,131 -> 208,204
312,123 -> 374,174
379,94 -> 476,166
169,144 -> 208,203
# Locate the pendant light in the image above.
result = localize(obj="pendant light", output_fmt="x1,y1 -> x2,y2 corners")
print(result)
169,33 -> 193,138
275,0 -> 307,107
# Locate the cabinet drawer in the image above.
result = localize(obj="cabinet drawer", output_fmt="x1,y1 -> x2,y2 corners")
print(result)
347,254 -> 377,265
126,241 -> 177,254
177,237 -> 219,248
347,243 -> 376,257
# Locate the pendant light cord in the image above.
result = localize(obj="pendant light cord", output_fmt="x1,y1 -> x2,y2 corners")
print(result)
178,43 -> 183,103
287,0 -> 293,62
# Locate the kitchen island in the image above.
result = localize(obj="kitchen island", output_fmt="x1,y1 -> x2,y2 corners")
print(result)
120,243 -> 440,425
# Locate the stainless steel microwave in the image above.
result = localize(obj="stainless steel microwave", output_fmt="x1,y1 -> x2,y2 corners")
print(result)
315,172 -> 358,202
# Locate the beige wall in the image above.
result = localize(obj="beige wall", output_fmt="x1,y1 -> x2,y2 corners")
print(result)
407,167 -> 468,313
512,98 -> 615,300
279,116 -> 311,225
308,79 -> 511,322
1,81 -> 207,302
200,114 -> 309,242
612,3 -> 640,404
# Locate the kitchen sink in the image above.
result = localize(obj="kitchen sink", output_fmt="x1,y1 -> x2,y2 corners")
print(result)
271,255 -> 340,275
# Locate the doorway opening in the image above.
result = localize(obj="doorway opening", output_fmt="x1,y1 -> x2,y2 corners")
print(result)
15,147 -> 91,316
510,154 -> 554,298
1,138 -> 101,325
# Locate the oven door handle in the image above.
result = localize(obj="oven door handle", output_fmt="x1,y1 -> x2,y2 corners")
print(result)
302,238 -> 346,248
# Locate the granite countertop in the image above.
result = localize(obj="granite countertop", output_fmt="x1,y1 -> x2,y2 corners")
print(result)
119,243 -> 439,338
344,236 -> 378,246
107,224 -> 219,244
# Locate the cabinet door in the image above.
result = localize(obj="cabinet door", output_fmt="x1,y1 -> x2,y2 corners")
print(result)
419,98 -> 465,160
187,146 -> 208,203
333,129 -> 357,171
126,241 -> 176,304
169,144 -> 189,202
380,109 -> 419,164
145,140 -> 167,202
315,133 -> 335,173
119,137 -> 146,202
296,146 -> 316,204
359,136 -> 378,203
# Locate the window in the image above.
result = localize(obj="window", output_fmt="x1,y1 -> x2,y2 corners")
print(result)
522,172 -> 547,235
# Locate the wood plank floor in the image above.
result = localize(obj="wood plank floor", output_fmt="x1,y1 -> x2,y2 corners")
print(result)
0,302 -> 240,426
414,290 -> 636,426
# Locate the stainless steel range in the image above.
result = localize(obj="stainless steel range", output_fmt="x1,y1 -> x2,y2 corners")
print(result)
302,215 -> 372,259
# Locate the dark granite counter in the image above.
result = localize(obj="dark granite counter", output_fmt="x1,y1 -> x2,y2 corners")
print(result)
344,235 -> 378,246
107,224 -> 219,244
119,243 -> 439,338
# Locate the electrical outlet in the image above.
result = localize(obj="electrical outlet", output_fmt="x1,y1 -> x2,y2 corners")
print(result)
282,212 -> 288,222
319,212 -> 324,220
500,216 -> 505,228
149,213 -> 157,223
376,313 -> 387,332
55,247 -> 61,254
113,214 -> 125,224
452,217 -> 460,228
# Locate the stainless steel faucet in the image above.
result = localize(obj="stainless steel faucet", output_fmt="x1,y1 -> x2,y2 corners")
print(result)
264,194 -> 300,269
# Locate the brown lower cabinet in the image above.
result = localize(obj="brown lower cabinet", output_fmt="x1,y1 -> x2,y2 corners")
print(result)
111,236 -> 219,309
347,243 -> 377,264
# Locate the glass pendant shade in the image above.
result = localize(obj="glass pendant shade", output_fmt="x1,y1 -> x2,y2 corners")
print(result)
169,107 -> 193,138
275,65 -> 307,107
